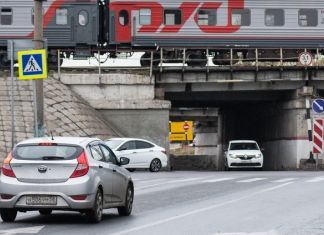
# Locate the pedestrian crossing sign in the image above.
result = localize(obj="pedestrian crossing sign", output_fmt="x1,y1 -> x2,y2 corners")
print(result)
18,49 -> 47,80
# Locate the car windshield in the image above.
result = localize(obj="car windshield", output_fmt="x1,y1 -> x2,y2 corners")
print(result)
105,140 -> 123,149
13,144 -> 83,160
230,142 -> 259,150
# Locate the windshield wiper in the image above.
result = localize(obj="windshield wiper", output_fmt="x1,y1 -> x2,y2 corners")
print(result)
42,156 -> 65,160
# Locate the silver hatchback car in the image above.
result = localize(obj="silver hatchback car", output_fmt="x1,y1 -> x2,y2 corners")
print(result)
0,137 -> 134,223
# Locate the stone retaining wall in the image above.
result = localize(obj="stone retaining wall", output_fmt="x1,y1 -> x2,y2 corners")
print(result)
0,74 -> 121,162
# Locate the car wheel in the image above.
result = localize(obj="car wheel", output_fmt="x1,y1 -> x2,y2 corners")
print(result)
118,184 -> 133,216
86,189 -> 103,223
149,158 -> 162,172
39,209 -> 52,215
0,209 -> 17,222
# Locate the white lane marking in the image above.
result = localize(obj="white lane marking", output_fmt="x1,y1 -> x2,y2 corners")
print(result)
0,226 -> 45,234
137,177 -> 204,190
305,177 -> 324,182
271,178 -> 297,183
134,178 -> 169,183
203,178 -> 235,183
237,178 -> 266,183
111,182 -> 293,235
213,230 -> 280,235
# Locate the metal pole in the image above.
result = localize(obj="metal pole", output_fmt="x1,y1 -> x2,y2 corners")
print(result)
10,40 -> 15,148
150,51 -> 153,79
33,0 -> 45,137
57,49 -> 61,80
98,50 -> 101,79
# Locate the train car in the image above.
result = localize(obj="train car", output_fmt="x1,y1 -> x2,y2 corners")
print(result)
0,0 -> 107,67
109,0 -> 324,65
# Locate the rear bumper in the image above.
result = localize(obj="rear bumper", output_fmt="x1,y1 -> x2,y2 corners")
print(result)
0,175 -> 96,210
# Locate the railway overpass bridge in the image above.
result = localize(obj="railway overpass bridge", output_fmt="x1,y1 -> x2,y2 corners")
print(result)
1,63 -> 323,169
54,65 -> 324,170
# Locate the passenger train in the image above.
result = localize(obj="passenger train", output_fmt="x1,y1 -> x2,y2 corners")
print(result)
0,0 -> 324,67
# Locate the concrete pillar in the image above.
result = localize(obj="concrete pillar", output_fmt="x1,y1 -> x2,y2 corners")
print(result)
262,88 -> 312,170
194,120 -> 218,156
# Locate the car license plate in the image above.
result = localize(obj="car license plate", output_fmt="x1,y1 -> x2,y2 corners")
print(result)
26,195 -> 57,205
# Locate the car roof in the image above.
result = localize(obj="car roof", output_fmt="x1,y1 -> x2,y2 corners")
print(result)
229,140 -> 257,143
16,137 -> 101,147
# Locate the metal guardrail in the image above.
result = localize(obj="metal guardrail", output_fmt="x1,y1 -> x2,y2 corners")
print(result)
56,48 -> 324,79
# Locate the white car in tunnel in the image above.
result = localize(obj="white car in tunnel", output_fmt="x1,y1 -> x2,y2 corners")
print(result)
224,140 -> 263,170
105,138 -> 168,172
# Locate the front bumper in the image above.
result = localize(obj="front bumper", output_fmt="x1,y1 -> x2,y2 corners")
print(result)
0,175 -> 96,210
227,157 -> 263,168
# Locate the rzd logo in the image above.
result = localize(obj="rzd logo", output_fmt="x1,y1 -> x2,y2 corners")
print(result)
111,0 -> 245,34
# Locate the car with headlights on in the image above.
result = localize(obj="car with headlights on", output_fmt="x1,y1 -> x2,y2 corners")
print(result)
224,140 -> 263,170
0,137 -> 134,223
105,138 -> 168,172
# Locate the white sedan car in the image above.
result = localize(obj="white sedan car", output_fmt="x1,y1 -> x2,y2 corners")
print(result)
224,140 -> 263,170
105,138 -> 168,172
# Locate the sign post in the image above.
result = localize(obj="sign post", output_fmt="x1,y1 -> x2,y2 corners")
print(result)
183,122 -> 190,146
33,0 -> 46,137
313,118 -> 324,169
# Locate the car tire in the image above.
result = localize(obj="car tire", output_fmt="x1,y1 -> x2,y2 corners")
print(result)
118,184 -> 133,216
149,158 -> 162,172
86,189 -> 103,223
39,209 -> 52,215
0,209 -> 17,222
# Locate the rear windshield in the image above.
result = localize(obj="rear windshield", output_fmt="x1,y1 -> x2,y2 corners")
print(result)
105,140 -> 123,149
13,144 -> 83,160
230,143 -> 259,150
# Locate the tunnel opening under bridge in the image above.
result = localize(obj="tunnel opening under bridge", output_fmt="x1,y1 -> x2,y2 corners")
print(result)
166,89 -> 310,170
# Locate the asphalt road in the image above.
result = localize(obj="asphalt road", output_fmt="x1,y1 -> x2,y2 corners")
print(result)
1,171 -> 324,235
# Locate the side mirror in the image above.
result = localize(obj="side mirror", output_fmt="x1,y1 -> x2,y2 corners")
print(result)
120,157 -> 130,166
118,147 -> 127,151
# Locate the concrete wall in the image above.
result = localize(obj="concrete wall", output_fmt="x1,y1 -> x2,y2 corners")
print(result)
59,73 -> 171,150
100,109 -> 170,149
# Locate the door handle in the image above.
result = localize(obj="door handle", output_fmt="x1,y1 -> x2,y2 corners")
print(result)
149,150 -> 154,152
99,165 -> 103,169
132,152 -> 137,154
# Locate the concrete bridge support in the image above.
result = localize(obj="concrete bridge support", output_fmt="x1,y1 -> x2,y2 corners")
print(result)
59,73 -> 171,149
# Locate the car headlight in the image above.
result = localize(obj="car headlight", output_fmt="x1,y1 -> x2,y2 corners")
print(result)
256,153 -> 262,158
228,153 -> 235,158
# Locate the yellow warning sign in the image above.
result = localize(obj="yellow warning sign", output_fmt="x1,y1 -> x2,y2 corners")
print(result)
169,121 -> 193,142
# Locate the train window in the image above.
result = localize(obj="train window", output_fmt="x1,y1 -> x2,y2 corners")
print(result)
265,9 -> 284,26
119,10 -> 129,26
197,9 -> 217,26
56,9 -> 68,25
232,9 -> 251,26
1,8 -> 12,25
164,9 -> 181,25
299,9 -> 318,27
79,10 -> 89,26
140,9 -> 151,25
